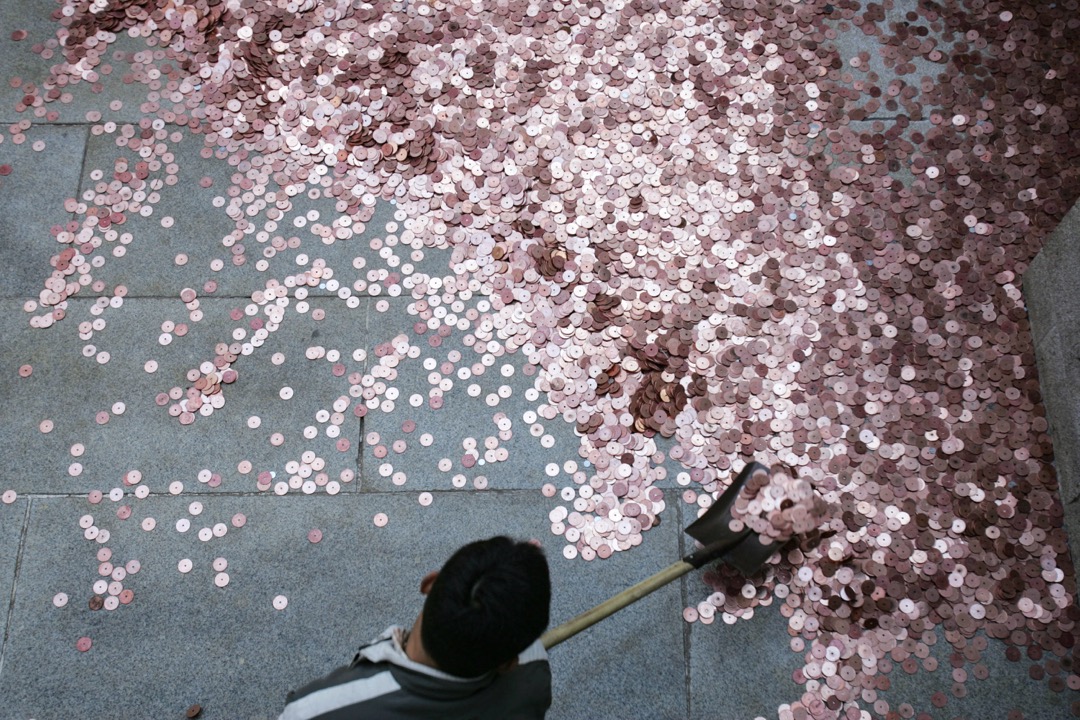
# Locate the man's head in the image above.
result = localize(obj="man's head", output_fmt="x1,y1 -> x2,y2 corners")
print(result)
417,536 -> 550,677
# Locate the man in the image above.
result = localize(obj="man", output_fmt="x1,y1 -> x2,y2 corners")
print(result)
280,536 -> 552,719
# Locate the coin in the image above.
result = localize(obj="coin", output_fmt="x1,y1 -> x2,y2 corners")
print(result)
26,4 -> 1080,717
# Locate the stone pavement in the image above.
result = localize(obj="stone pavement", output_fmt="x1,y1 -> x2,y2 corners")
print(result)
0,1 -> 1076,719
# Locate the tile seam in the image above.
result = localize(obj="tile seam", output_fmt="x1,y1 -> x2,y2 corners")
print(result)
0,498 -> 33,681
73,123 -> 91,202
678,500 -> 692,720
356,293 -> 370,492
3,489 -> 547,498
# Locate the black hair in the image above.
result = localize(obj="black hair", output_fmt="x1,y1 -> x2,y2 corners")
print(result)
421,536 -> 551,677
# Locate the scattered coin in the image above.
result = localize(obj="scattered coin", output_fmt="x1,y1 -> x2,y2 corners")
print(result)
12,2 -> 1080,717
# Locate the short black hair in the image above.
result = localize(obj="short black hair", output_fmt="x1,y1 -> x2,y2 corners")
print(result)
421,536 -> 551,677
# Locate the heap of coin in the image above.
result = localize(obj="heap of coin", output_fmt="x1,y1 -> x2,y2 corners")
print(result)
729,465 -> 832,544
8,0 -> 1079,717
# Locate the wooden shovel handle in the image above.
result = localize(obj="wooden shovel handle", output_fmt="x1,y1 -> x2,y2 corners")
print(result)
540,560 -> 693,649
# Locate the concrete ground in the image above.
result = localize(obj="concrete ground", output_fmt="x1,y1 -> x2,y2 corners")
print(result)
0,1 -> 1075,719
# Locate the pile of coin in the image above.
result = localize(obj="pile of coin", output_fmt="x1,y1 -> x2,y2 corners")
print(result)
10,0 -> 1079,716
729,464 -> 832,544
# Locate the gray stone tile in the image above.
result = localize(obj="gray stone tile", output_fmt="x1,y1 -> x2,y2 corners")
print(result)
0,493 -> 388,719
74,125 -> 449,299
0,123 -> 85,296
826,0 -> 943,122
1034,197 -> 1080,265
0,498 -> 28,673
874,629 -> 1074,720
0,297 -> 364,495
0,1 -> 153,125
242,190 -> 452,298
547,491 -> 687,720
1025,200 -> 1080,348
1027,202 -> 1080,526
687,591 -> 803,719
1065,494 -> 1080,571
360,295 -> 583,492
1026,250 -> 1057,347
72,125 -> 246,298
1033,328 -> 1080,505
0,490 -> 686,719
0,0 -> 77,123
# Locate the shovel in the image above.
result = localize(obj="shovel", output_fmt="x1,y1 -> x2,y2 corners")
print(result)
541,461 -> 779,649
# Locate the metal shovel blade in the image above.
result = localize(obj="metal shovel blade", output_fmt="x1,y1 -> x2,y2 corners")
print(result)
685,460 -> 786,577
684,460 -> 768,551
541,460 -> 779,650
719,531 -> 780,577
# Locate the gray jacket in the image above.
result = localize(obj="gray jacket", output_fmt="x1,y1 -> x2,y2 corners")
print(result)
279,626 -> 551,719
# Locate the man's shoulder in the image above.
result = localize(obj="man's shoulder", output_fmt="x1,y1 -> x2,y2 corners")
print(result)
279,632 -> 551,720
280,658 -> 552,720
280,661 -> 404,720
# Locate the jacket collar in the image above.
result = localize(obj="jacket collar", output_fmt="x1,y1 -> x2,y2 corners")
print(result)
358,626 -> 499,698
